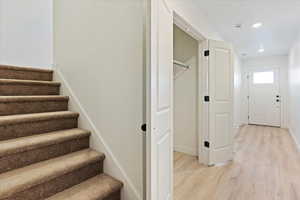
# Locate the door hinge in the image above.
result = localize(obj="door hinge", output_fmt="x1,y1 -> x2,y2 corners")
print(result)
204,50 -> 210,57
204,96 -> 210,102
204,141 -> 210,148
248,115 -> 250,120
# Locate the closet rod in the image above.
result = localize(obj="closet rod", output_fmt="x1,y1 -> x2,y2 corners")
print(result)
173,60 -> 190,69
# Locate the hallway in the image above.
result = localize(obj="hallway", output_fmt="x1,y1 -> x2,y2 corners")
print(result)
174,125 -> 300,200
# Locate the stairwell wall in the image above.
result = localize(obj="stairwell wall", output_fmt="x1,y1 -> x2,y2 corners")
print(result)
53,1 -> 144,200
0,0 -> 53,68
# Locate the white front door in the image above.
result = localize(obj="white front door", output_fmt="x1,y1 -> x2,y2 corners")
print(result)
147,0 -> 173,199
203,40 -> 234,165
248,68 -> 281,127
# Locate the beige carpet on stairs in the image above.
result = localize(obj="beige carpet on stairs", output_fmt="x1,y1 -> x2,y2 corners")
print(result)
0,65 -> 123,200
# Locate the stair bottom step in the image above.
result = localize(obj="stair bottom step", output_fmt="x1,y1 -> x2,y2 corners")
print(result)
46,174 -> 123,200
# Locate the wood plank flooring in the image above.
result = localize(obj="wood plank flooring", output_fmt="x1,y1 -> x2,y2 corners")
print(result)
174,125 -> 300,200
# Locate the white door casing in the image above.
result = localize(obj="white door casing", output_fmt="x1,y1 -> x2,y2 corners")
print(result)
206,40 -> 234,165
248,68 -> 281,127
147,0 -> 173,199
200,40 -> 209,165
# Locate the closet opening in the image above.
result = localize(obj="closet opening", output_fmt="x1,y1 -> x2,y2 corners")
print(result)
173,24 -> 199,156
173,12 -> 208,198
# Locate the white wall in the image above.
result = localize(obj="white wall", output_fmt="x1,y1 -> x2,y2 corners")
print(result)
233,52 -> 242,135
0,0 -> 53,69
288,34 -> 300,148
167,0 -> 222,41
173,25 -> 199,155
53,0 -> 143,200
241,55 -> 289,128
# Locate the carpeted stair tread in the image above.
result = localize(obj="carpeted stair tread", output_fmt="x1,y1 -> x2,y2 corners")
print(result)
0,65 -> 53,81
0,79 -> 60,86
0,95 -> 69,102
0,128 -> 90,158
0,149 -> 105,199
46,174 -> 123,200
0,96 -> 69,116
0,79 -> 60,96
0,65 -> 123,199
0,111 -> 79,126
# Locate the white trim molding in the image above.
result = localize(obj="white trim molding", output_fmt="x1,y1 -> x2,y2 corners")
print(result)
174,145 -> 197,156
53,67 -> 142,200
233,123 -> 242,137
173,12 -> 205,42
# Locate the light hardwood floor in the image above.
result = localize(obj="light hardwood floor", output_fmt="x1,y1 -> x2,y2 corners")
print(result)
174,125 -> 300,200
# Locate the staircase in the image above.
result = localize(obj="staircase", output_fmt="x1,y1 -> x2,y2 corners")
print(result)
0,65 -> 123,200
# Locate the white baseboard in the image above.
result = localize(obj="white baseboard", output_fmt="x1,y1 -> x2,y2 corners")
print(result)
174,145 -> 197,156
288,127 -> 300,152
53,67 -> 142,200
233,123 -> 242,137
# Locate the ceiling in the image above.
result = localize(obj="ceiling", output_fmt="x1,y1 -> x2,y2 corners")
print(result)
194,0 -> 300,59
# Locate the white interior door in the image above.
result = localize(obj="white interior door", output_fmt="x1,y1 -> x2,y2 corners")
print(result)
204,40 -> 234,165
248,68 -> 281,127
147,0 -> 173,199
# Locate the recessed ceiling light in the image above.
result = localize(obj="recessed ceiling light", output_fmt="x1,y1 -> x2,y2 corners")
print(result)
252,22 -> 263,28
233,24 -> 242,29
258,48 -> 265,53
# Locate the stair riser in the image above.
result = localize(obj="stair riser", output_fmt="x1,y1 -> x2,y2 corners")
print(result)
0,137 -> 89,173
0,68 -> 53,81
0,84 -> 60,96
103,191 -> 121,200
2,161 -> 103,200
0,101 -> 68,116
0,118 -> 78,141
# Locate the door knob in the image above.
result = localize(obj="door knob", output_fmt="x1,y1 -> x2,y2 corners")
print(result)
141,124 -> 147,132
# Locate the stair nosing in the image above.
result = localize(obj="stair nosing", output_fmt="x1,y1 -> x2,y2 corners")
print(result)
0,128 -> 91,157
0,149 -> 104,199
0,79 -> 60,86
0,96 -> 69,103
0,111 -> 79,126
0,65 -> 53,73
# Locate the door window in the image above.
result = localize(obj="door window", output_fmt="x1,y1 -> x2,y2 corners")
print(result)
253,71 -> 274,84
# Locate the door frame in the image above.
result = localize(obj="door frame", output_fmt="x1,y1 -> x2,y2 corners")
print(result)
145,1 -> 236,198
146,0 -> 174,199
145,5 -> 210,199
245,66 -> 282,127
173,12 -> 208,164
